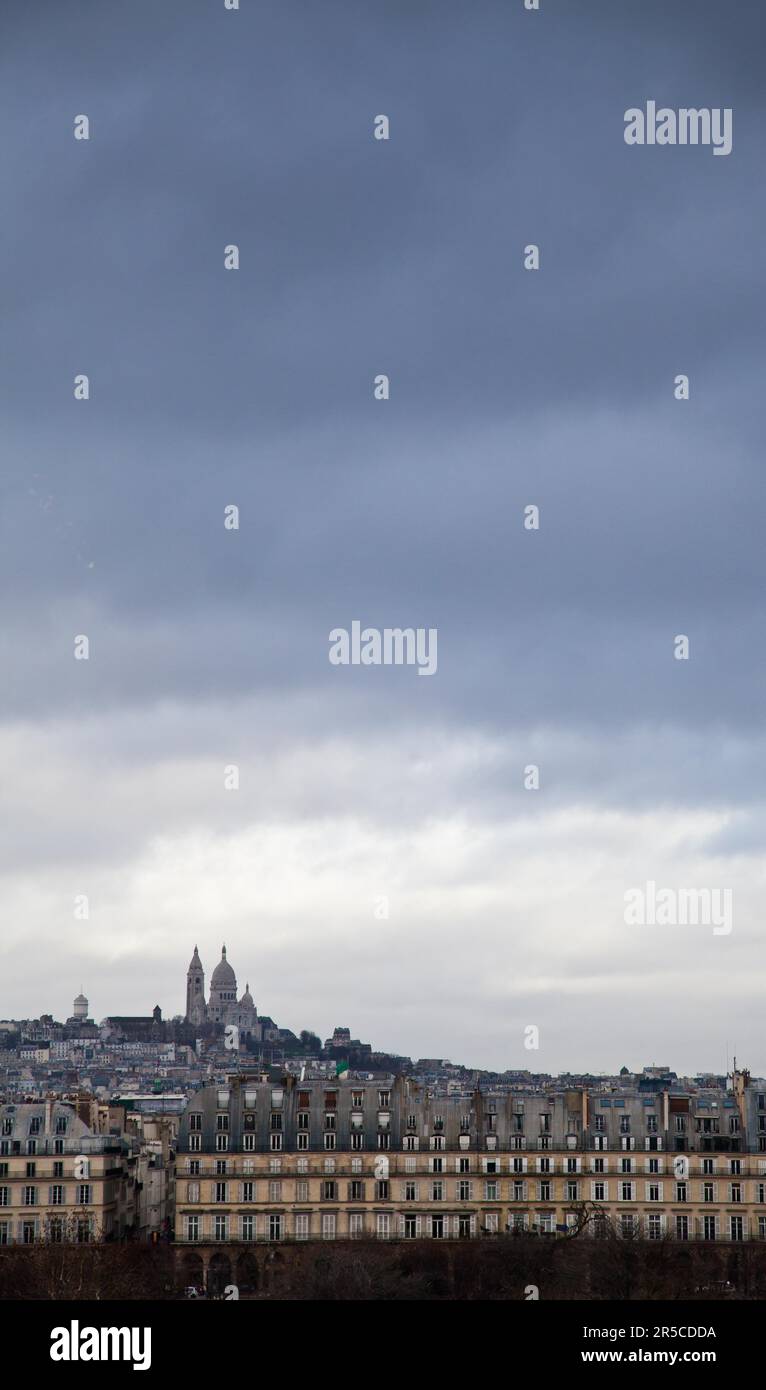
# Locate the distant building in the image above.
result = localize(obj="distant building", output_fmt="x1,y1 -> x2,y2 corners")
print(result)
184,945 -> 265,1041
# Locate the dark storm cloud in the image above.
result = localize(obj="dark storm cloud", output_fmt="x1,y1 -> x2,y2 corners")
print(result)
2,0 -> 765,1063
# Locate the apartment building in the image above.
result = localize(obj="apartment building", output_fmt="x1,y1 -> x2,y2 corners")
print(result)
0,1101 -> 136,1244
174,1068 -> 766,1245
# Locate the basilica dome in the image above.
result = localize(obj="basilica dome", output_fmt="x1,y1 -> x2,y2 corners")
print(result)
210,944 -> 236,989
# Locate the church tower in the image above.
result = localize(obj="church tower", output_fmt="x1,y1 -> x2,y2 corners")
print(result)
186,945 -> 207,1027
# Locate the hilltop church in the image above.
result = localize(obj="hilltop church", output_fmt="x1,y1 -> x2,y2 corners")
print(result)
185,944 -> 278,1043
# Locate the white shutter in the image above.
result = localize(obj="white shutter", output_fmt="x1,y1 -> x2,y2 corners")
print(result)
416,1216 -> 423,1238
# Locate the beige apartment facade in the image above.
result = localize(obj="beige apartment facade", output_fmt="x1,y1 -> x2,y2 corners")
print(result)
0,1101 -> 136,1244
174,1070 -> 766,1245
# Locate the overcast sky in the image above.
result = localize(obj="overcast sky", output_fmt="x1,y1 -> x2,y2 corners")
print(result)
1,0 -> 765,1073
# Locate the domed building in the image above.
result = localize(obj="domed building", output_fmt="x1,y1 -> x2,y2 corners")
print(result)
185,944 -> 260,1039
72,992 -> 89,1021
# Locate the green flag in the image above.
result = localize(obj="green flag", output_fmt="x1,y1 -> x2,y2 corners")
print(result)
336,1060 -> 349,1078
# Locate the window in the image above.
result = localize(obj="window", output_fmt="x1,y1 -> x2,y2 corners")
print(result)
376,1213 -> 391,1239
242,1181 -> 254,1203
24,1187 -> 37,1206
702,1215 -> 716,1241
214,1215 -> 228,1241
216,1113 -> 229,1132
432,1182 -> 444,1201
241,1214 -> 254,1241
647,1214 -> 662,1240
431,1214 -> 445,1239
405,1182 -> 418,1202
295,1213 -> 309,1240
321,1213 -> 336,1240
322,1181 -> 337,1201
215,1182 -> 227,1203
349,1212 -> 364,1239
349,1181 -> 365,1201
404,1215 -> 417,1239
375,1180 -> 390,1200
268,1214 -> 282,1241
296,1181 -> 309,1202
730,1215 -> 744,1241
485,1181 -> 498,1201
675,1214 -> 689,1241
676,1183 -> 687,1203
26,1162 -> 36,1178
458,1181 -> 472,1201
186,1216 -> 199,1241
216,1160 -> 227,1175
268,1181 -> 282,1202
215,1134 -> 229,1152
